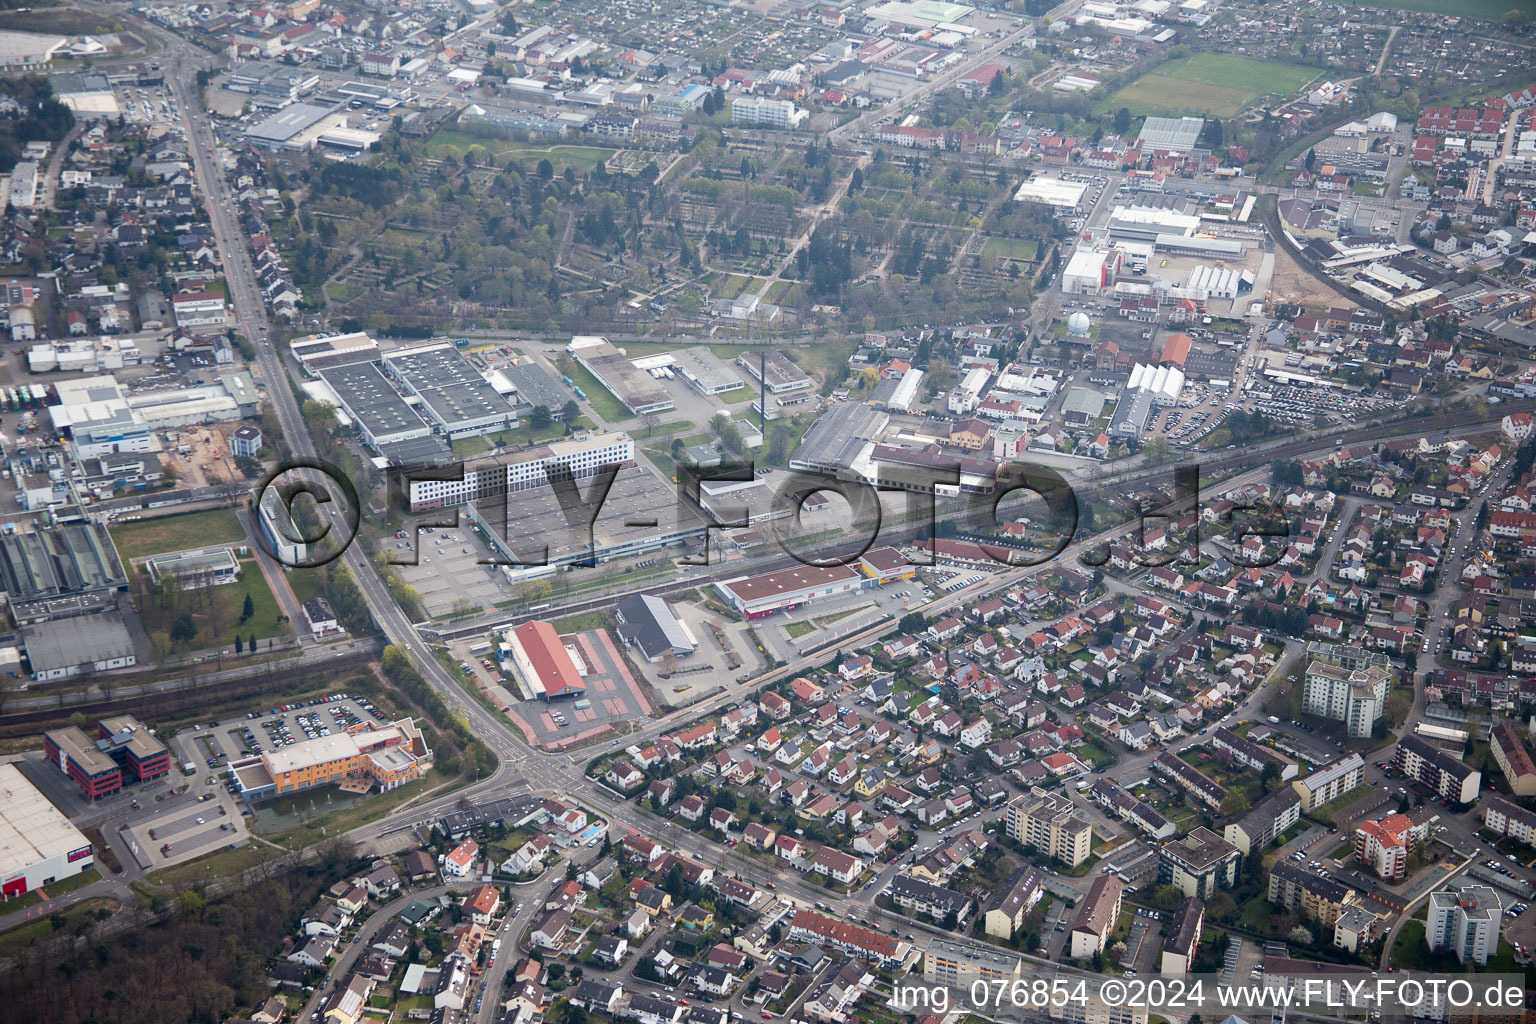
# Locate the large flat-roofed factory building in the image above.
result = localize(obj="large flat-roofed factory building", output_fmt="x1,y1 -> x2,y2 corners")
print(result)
567,336 -> 673,415
0,762 -> 95,898
244,102 -> 349,152
738,349 -> 814,393
382,343 -> 517,438
0,521 -> 129,624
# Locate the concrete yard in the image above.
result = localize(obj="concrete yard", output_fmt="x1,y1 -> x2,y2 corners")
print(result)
639,599 -> 765,709
389,524 -> 509,618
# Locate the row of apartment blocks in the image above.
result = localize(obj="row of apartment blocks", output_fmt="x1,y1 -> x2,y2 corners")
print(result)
1490,722 -> 1536,796
43,715 -> 170,799
922,935 -> 1148,1024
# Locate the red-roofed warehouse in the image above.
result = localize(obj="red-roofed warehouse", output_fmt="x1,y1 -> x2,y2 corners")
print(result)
505,621 -> 587,700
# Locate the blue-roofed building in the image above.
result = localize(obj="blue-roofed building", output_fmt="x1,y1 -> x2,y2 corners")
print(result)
654,83 -> 710,117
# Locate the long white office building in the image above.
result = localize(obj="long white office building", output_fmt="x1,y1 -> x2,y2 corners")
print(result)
407,431 -> 635,510
730,96 -> 807,127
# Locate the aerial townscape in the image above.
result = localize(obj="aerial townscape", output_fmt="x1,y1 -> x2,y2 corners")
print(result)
3,0 -> 1536,1021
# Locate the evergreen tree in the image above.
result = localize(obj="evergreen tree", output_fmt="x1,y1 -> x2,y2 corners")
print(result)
170,614 -> 198,647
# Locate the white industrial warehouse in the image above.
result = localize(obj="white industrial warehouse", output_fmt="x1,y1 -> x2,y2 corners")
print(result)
1014,176 -> 1090,210
1127,362 -> 1185,406
0,763 -> 94,898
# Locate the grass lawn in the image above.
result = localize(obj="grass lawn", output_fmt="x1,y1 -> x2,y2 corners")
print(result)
814,608 -> 861,628
635,420 -> 694,439
1238,893 -> 1274,933
265,773 -> 451,849
325,281 -> 364,302
1311,783 -> 1375,823
146,842 -> 277,888
552,611 -> 607,633
983,237 -> 1039,261
641,446 -> 677,479
452,434 -> 494,459
491,417 -> 594,450
110,507 -> 246,561
1099,53 -> 1320,117
785,621 -> 816,640
146,560 -> 289,653
563,361 -> 633,422
712,274 -> 751,299
287,568 -> 326,609
763,280 -> 794,303
1388,920 -> 1467,970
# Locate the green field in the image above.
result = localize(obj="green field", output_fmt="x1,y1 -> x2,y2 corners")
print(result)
982,237 -> 1039,262
144,559 -> 289,653
711,274 -> 752,299
1341,0 -> 1533,19
110,508 -> 246,561
762,280 -> 794,303
1100,53 -> 1321,118
564,361 -> 633,422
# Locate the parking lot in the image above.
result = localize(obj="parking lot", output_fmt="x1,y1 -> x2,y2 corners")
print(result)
389,523 -> 508,618
120,791 -> 247,872
179,693 -> 396,774
1125,909 -> 1162,973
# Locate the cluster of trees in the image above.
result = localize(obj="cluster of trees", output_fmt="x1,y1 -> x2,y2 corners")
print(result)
380,643 -> 495,779
576,205 -> 621,247
134,571 -> 264,655
0,77 -> 74,174
706,226 -> 766,259
315,160 -> 407,208
800,226 -> 854,297
698,85 -> 729,116
889,226 -> 958,285
0,852 -> 355,1024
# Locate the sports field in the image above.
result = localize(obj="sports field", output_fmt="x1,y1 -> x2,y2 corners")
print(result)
1100,53 -> 1321,118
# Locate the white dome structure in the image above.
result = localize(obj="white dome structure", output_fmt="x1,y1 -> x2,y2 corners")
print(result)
1067,311 -> 1091,336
